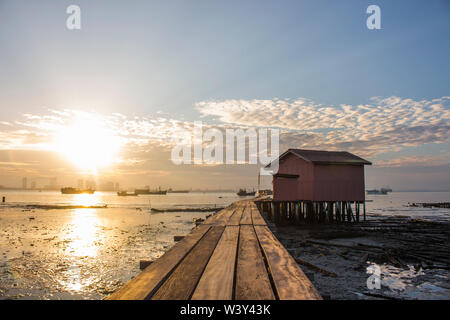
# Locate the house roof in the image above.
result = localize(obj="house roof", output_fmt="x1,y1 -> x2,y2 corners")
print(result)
267,149 -> 372,167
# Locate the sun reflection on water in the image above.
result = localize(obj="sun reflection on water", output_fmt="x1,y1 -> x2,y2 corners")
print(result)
60,209 -> 104,292
71,194 -> 101,207
67,209 -> 103,257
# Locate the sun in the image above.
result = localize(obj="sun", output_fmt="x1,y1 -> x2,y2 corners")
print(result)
55,117 -> 121,173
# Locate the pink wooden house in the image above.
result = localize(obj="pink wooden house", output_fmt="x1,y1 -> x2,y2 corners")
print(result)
257,149 -> 372,224
272,149 -> 371,202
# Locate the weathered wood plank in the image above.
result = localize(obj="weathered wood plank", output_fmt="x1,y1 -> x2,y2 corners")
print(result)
235,225 -> 275,300
191,226 -> 239,300
250,202 -> 267,226
203,210 -> 226,225
239,203 -> 253,225
212,206 -> 237,225
106,225 -> 211,300
254,225 -> 322,300
203,203 -> 235,225
151,226 -> 225,300
227,206 -> 244,226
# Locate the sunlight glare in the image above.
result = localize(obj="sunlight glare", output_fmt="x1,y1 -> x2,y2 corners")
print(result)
66,209 -> 102,258
55,116 -> 121,173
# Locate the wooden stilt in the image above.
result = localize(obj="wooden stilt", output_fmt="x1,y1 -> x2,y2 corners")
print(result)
343,202 -> 346,222
335,202 -> 340,222
327,202 -> 334,223
356,202 -> 360,222
294,202 -> 300,225
302,201 -> 306,221
314,202 -> 318,223
281,202 -> 288,225
348,203 -> 355,222
300,201 -> 303,221
273,202 -> 280,226
363,201 -> 366,221
320,202 -> 325,222
306,202 -> 313,223
291,202 -> 293,220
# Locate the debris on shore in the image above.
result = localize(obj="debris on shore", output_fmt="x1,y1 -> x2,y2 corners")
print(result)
270,215 -> 450,299
408,202 -> 450,208
22,204 -> 107,210
150,207 -> 224,213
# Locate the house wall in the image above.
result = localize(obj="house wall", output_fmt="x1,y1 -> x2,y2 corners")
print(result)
272,153 -> 366,202
273,153 -> 314,201
313,164 -> 365,201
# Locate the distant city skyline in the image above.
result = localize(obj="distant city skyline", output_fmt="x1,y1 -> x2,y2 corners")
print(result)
0,1 -> 449,191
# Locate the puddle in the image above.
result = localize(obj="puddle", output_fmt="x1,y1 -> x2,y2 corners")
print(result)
366,262 -> 450,299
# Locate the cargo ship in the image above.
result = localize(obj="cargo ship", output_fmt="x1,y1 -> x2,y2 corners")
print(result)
367,189 -> 388,195
167,188 -> 190,193
117,191 -> 138,196
61,187 -> 95,194
134,187 -> 167,195
237,189 -> 256,197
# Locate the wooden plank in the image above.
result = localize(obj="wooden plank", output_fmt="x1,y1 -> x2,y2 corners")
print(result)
235,225 -> 275,300
254,225 -> 322,300
203,203 -> 235,225
227,206 -> 244,226
239,203 -> 253,225
151,226 -> 225,300
107,224 -> 211,300
203,210 -> 227,225
191,226 -> 239,300
212,207 -> 237,225
250,202 -> 267,226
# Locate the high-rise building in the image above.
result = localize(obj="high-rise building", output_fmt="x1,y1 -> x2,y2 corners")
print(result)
31,181 -> 36,189
22,177 -> 28,190
77,179 -> 84,189
100,181 -> 115,191
85,180 -> 96,190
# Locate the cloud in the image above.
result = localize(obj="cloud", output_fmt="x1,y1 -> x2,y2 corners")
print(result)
8,109 -> 194,150
373,152 -> 450,167
0,95 -> 449,188
196,96 -> 450,159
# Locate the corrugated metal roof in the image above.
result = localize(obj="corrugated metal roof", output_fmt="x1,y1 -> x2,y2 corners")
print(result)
283,149 -> 372,165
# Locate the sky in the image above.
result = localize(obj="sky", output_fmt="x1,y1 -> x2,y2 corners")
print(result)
0,0 -> 449,191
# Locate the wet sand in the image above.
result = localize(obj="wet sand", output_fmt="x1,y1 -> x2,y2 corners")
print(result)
269,214 -> 450,300
0,206 -> 211,300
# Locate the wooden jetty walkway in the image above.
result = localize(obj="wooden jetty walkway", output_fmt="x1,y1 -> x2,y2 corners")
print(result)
107,200 -> 321,300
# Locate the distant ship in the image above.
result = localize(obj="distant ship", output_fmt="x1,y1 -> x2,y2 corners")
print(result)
134,188 -> 167,195
117,191 -> 138,196
237,189 -> 256,197
61,187 -> 95,194
167,189 -> 190,193
367,189 -> 388,195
